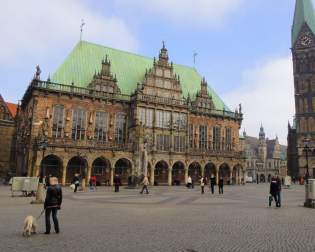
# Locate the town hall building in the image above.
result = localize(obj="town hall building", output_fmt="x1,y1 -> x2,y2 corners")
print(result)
15,41 -> 245,186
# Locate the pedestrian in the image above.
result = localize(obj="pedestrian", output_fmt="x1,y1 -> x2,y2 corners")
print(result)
200,176 -> 205,194
44,177 -> 62,234
218,177 -> 224,194
187,176 -> 192,189
269,176 -> 279,207
276,176 -> 282,207
114,174 -> 121,192
45,174 -> 52,189
140,176 -> 149,194
89,175 -> 97,191
210,174 -> 216,194
256,174 -> 259,184
71,173 -> 80,192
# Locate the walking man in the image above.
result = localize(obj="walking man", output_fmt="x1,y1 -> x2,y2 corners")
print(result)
140,176 -> 149,194
276,176 -> 282,207
114,174 -> 121,192
218,177 -> 224,194
200,176 -> 205,194
210,174 -> 216,194
44,177 -> 62,234
71,173 -> 80,192
269,176 -> 279,207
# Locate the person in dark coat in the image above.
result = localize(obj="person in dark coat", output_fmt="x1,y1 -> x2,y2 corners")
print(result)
44,177 -> 62,234
71,173 -> 80,192
114,174 -> 121,192
276,176 -> 282,207
218,177 -> 224,194
269,176 -> 279,207
210,174 -> 216,194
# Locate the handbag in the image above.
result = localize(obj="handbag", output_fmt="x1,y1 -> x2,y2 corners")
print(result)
70,184 -> 75,190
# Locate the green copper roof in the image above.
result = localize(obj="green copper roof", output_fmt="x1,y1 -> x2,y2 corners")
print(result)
292,0 -> 315,45
52,41 -> 228,110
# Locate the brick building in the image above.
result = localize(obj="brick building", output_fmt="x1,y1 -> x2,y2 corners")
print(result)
16,41 -> 244,186
0,94 -> 17,179
288,0 -> 315,178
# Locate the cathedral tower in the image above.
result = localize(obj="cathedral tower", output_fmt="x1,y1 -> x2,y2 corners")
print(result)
291,0 -> 315,177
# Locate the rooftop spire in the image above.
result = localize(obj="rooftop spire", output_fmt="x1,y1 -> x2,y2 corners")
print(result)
292,0 -> 315,45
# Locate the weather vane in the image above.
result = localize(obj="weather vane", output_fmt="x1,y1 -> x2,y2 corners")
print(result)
80,19 -> 86,41
193,51 -> 198,66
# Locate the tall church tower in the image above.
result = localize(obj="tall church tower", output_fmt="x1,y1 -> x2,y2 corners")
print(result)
258,125 -> 267,161
291,0 -> 315,178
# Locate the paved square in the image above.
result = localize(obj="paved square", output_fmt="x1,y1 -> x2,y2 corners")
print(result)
0,184 -> 314,252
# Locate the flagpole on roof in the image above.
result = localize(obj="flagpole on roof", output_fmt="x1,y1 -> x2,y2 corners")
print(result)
80,19 -> 85,41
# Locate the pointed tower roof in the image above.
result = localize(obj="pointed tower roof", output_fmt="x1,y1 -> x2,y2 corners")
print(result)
292,0 -> 315,45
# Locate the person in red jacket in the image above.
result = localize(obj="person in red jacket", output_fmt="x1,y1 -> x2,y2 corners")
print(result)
90,175 -> 97,191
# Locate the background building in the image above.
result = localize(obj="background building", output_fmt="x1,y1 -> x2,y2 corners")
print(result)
15,41 -> 245,186
288,0 -> 315,178
242,126 -> 287,182
0,94 -> 17,180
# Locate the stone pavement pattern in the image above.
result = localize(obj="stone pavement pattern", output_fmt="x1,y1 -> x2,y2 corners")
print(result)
0,184 -> 314,252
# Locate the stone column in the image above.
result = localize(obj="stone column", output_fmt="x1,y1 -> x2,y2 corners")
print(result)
86,162 -> 92,185
201,165 -> 205,177
230,168 -> 233,185
168,168 -> 172,186
185,168 -> 188,184
150,166 -> 155,185
62,163 -> 67,186
110,168 -> 114,186
216,170 -> 219,185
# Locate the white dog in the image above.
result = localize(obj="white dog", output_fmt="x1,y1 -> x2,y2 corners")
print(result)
23,215 -> 37,237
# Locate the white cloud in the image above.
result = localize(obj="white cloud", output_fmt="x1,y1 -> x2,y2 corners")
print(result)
222,56 -> 295,145
0,0 -> 138,64
115,0 -> 245,27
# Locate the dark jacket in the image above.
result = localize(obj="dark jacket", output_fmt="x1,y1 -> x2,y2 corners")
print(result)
210,177 -> 216,185
114,176 -> 121,186
270,181 -> 278,196
72,176 -> 80,185
218,179 -> 224,187
44,185 -> 62,209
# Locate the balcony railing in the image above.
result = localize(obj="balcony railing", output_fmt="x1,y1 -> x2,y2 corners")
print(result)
25,80 -> 242,120
33,80 -> 130,101
48,138 -> 133,151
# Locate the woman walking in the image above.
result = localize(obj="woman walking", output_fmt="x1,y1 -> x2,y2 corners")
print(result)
44,177 -> 62,234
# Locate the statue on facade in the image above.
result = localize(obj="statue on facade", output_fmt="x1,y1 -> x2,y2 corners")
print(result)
239,103 -> 242,114
143,139 -> 148,177
34,65 -> 41,81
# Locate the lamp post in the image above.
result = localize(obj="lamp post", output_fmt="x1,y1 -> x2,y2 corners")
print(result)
31,135 -> 48,204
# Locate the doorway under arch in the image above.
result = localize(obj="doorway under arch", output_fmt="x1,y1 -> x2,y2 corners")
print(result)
154,161 -> 169,186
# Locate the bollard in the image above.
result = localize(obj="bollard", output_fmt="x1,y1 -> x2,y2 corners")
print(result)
31,183 -> 44,204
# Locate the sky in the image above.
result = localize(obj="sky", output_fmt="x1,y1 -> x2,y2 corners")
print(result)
0,0 -> 306,145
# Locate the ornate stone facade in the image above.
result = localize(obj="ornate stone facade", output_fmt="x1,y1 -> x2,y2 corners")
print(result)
242,126 -> 287,182
16,43 -> 245,186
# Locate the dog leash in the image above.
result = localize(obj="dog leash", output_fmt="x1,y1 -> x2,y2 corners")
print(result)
36,209 -> 45,220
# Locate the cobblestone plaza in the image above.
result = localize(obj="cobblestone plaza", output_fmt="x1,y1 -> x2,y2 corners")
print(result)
0,184 -> 314,252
